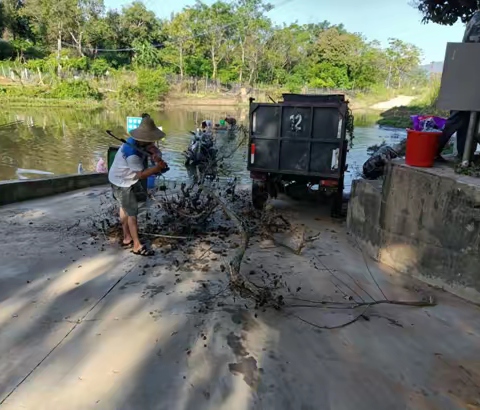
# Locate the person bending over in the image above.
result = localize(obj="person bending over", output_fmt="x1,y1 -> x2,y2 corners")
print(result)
109,116 -> 167,256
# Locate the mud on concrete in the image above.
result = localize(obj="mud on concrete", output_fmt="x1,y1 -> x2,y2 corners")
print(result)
0,187 -> 480,409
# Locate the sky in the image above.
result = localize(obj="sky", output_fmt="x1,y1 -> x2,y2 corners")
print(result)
105,0 -> 466,63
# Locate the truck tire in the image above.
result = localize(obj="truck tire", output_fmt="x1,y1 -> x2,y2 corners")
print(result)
252,181 -> 268,210
330,189 -> 346,218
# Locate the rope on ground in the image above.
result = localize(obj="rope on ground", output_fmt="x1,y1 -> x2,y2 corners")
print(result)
312,255 -> 367,303
353,235 -> 389,301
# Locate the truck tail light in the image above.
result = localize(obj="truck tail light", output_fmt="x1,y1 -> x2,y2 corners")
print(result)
251,143 -> 255,164
320,180 -> 338,187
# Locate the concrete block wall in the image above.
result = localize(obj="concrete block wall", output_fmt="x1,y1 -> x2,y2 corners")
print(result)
0,173 -> 108,206
348,160 -> 480,303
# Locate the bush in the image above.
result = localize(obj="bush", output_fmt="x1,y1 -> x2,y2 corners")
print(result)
25,58 -> 46,72
24,44 -> 48,60
0,40 -> 15,60
217,68 -> 238,84
136,69 -> 169,102
90,58 -> 110,77
117,83 -> 140,102
0,85 -> 49,98
103,52 -> 130,69
25,53 -> 58,75
50,80 -> 102,100
63,56 -> 88,72
285,73 -> 304,93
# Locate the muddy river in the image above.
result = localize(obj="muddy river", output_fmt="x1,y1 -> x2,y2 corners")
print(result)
0,106 -> 405,190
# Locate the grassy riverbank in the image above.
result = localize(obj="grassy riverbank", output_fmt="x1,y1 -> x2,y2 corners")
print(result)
0,67 -> 439,124
376,81 -> 447,129
0,67 -> 169,108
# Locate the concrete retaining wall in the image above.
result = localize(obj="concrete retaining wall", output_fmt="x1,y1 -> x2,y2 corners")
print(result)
0,173 -> 108,206
348,160 -> 480,303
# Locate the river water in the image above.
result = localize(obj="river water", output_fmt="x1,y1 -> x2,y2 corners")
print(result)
0,106 -> 405,190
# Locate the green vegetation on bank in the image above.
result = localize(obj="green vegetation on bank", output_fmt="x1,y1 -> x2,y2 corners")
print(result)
377,80 -> 448,129
0,0 -> 429,106
0,65 -> 172,106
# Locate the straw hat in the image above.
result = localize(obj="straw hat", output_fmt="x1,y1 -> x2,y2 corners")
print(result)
130,116 -> 166,142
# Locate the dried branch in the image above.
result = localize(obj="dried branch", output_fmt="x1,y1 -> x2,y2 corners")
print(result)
285,295 -> 436,309
205,187 -> 280,307
142,233 -> 190,240
289,305 -> 371,330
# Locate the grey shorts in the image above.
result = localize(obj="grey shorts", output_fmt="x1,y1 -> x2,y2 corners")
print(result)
111,182 -> 147,217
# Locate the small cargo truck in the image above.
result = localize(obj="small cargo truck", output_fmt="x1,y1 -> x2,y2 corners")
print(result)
247,93 -> 352,216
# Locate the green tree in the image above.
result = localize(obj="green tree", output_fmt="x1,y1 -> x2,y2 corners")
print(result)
132,38 -> 161,68
261,22 -> 322,85
415,0 -> 478,25
102,9 -> 123,48
11,37 -> 31,61
385,38 -> 422,89
161,9 -> 194,79
307,27 -> 357,88
84,15 -> 110,55
1,0 -> 33,41
66,0 -> 106,56
22,0 -> 73,70
192,1 -> 235,80
23,0 -> 105,69
0,3 -> 6,38
234,0 -> 272,83
119,1 -> 163,45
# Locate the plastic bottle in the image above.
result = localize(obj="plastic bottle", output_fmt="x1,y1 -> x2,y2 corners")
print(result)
78,162 -> 83,174
96,158 -> 107,173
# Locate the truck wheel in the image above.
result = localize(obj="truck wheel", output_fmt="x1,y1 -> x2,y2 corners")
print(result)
330,190 -> 346,218
252,181 -> 268,210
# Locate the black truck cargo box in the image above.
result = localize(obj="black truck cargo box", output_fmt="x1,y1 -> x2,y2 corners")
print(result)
248,95 -> 348,180
282,94 -> 345,104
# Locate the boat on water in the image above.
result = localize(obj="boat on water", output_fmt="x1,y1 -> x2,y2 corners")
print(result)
16,168 -> 54,180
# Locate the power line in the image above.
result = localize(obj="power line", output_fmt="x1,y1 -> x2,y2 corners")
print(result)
61,41 -> 163,53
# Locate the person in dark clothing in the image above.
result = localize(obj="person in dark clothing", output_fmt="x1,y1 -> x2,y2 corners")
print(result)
437,10 -> 480,160
437,111 -> 471,160
225,115 -> 237,129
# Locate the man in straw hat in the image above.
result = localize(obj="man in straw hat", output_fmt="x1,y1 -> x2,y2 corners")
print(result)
109,115 -> 168,256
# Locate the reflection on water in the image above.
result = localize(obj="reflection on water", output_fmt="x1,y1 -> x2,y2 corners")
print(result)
0,106 -> 403,190
0,106 -> 250,182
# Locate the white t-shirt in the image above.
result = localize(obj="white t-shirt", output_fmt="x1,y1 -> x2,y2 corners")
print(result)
108,144 -> 145,187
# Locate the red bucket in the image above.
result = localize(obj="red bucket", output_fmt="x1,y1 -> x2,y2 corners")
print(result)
405,129 -> 441,167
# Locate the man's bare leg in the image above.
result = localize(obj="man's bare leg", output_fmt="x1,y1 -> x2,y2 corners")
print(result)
120,207 -> 132,245
127,216 -> 143,252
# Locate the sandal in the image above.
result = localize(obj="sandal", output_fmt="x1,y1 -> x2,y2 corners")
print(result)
121,240 -> 133,249
132,245 -> 154,256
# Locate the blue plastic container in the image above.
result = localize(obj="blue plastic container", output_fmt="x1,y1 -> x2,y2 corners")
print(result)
147,175 -> 156,189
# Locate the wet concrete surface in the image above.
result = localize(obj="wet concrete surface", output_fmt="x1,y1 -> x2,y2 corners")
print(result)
0,187 -> 479,410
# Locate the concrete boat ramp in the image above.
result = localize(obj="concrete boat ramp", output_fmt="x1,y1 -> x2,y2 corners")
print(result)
1,186 -> 480,410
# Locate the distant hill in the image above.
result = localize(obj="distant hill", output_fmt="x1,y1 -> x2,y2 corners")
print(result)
421,61 -> 444,74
